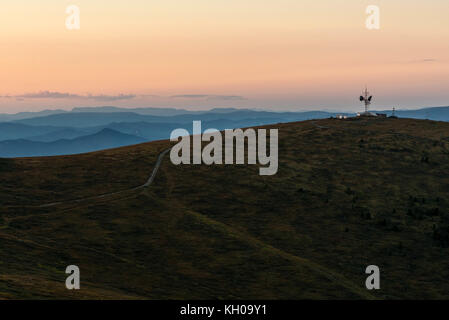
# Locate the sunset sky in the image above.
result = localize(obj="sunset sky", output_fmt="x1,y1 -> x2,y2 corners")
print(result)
1,0 -> 449,112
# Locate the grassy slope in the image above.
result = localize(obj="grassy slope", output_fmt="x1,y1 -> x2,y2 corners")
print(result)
1,117 -> 449,299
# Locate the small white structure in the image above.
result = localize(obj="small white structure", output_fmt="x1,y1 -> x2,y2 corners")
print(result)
357,111 -> 377,117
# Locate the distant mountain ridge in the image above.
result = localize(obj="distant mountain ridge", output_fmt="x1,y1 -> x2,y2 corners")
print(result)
12,110 -> 347,128
0,128 -> 146,158
1,105 -> 449,158
71,106 -> 192,116
0,109 -> 68,122
2,105 -> 449,122
373,106 -> 449,121
0,106 -> 252,121
0,122 -> 68,141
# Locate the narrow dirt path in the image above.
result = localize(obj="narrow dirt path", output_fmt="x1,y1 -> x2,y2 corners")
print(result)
37,147 -> 172,208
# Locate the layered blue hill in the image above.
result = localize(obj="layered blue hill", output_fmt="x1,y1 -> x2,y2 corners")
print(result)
1,106 -> 449,158
0,128 -> 146,158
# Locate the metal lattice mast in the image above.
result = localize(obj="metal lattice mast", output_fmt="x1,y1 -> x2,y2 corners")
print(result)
363,87 -> 370,113
359,86 -> 372,113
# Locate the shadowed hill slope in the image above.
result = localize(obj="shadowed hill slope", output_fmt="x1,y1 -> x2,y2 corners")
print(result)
1,117 -> 449,299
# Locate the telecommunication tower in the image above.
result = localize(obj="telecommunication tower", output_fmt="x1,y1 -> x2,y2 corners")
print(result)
359,87 -> 373,113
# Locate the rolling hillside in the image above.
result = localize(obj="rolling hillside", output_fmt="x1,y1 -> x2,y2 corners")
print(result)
1,117 -> 449,299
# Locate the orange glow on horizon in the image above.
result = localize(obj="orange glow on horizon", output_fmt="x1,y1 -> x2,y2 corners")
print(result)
1,0 -> 449,111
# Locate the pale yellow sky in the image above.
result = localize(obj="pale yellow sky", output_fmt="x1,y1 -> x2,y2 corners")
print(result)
1,0 -> 449,112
